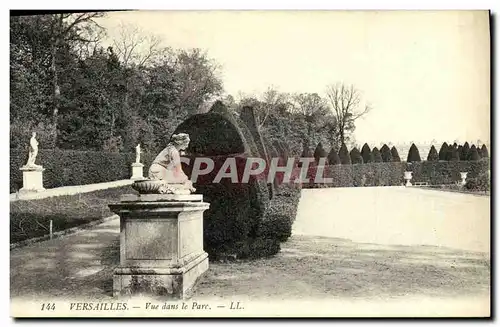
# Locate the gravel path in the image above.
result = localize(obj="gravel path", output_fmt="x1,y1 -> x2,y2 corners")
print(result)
10,187 -> 490,309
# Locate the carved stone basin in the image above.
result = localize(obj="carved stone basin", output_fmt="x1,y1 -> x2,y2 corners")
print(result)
132,179 -> 195,195
131,179 -> 165,194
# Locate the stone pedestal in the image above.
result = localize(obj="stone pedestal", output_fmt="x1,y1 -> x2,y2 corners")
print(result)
109,194 -> 210,299
404,171 -> 413,187
19,165 -> 45,194
131,163 -> 144,180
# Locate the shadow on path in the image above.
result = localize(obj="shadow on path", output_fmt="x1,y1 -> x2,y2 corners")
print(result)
194,235 -> 490,300
10,221 -> 489,301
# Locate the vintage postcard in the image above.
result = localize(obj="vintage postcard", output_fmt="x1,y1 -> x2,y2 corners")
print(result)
9,10 -> 490,318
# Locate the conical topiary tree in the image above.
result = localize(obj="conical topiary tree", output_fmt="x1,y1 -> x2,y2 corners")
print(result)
480,144 -> 489,158
438,142 -> 448,161
299,143 -> 313,167
427,145 -> 439,161
407,143 -> 421,162
468,144 -> 480,161
338,143 -> 351,164
390,146 -> 401,162
453,142 -> 458,149
372,147 -> 383,163
327,147 -> 341,165
350,147 -> 364,164
449,146 -> 459,161
461,142 -> 470,161
313,142 -> 328,165
301,144 -> 313,158
380,144 -> 392,162
361,143 -> 373,164
458,145 -> 463,160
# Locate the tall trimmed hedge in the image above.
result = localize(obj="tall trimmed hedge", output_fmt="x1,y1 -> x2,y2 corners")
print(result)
405,160 -> 489,185
10,149 -> 155,193
301,159 -> 490,188
303,162 -> 404,188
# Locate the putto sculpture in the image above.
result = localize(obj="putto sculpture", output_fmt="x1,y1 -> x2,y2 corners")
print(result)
132,133 -> 195,194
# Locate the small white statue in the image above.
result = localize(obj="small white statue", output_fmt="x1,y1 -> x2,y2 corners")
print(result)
26,132 -> 41,168
135,144 -> 142,164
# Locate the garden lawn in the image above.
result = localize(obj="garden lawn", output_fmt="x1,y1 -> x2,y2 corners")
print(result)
10,186 -> 136,244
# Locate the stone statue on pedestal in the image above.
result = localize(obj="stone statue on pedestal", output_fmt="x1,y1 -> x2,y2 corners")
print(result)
135,144 -> 141,164
25,132 -> 41,168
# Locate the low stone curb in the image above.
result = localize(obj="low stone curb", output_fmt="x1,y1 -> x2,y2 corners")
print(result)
10,214 -> 119,250
412,186 -> 490,197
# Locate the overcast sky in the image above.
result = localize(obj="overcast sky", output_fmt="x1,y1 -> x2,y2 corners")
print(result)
97,10 -> 490,146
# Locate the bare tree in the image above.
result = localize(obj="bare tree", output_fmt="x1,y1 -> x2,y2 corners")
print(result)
325,83 -> 372,145
112,23 -> 169,67
291,93 -> 330,140
257,86 -> 289,128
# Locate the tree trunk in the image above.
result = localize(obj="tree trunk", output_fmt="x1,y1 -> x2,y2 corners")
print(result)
51,41 -> 60,145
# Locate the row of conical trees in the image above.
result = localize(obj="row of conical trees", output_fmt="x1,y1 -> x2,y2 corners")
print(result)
424,142 -> 489,162
302,141 -> 489,165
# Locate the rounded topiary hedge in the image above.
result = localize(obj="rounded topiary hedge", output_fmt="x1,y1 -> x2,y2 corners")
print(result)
173,103 -> 271,260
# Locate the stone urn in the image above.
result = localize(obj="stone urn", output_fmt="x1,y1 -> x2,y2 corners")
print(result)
460,172 -> 468,186
404,171 -> 413,186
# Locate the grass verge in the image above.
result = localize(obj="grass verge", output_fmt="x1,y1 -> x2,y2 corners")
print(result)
10,186 -> 136,244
